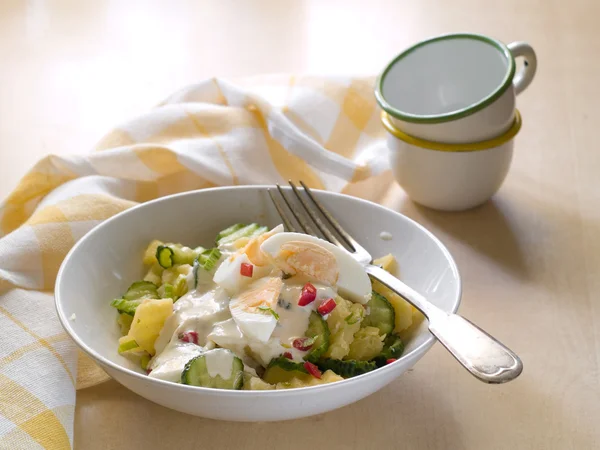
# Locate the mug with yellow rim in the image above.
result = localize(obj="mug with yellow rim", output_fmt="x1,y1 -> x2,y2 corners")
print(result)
381,110 -> 522,211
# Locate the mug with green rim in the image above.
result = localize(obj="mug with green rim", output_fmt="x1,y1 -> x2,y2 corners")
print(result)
375,33 -> 536,144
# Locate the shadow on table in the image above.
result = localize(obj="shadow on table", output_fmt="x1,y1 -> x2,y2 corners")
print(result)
397,196 -> 531,281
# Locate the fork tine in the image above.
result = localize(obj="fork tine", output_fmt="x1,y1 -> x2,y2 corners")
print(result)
288,181 -> 346,249
298,180 -> 363,252
275,184 -> 319,237
268,189 -> 297,232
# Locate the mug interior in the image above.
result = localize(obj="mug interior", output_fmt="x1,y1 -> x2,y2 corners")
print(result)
381,35 -> 512,119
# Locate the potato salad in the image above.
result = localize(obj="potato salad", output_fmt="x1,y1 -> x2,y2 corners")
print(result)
111,224 -> 417,390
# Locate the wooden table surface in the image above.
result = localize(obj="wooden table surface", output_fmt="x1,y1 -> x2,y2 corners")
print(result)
2,0 -> 599,449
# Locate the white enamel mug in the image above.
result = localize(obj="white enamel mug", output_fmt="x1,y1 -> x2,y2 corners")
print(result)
382,110 -> 522,211
375,33 -> 536,144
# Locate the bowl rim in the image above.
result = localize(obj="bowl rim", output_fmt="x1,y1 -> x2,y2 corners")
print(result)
381,109 -> 522,152
55,186 -> 462,396
374,32 -> 516,124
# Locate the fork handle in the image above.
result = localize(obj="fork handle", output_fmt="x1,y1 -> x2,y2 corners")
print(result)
366,265 -> 523,384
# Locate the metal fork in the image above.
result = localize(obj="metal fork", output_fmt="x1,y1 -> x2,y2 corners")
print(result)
269,181 -> 523,384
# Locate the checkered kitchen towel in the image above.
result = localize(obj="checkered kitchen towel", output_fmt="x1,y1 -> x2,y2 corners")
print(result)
0,75 -> 389,449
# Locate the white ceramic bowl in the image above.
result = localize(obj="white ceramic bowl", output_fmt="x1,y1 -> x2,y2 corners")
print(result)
382,111 -> 522,211
55,186 -> 461,421
375,33 -> 536,144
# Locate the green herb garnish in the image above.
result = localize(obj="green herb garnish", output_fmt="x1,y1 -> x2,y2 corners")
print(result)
258,306 -> 280,320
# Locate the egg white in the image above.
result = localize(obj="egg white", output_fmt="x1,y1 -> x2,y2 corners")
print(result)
260,232 -> 372,304
213,252 -> 271,295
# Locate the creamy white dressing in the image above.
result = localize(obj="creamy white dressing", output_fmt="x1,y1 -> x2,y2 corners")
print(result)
192,265 -> 213,294
205,280 -> 337,365
185,270 -> 196,292
249,338 -> 288,367
204,349 -> 235,379
207,318 -> 246,357
149,228 -> 363,378
154,277 -> 337,369
208,318 -> 282,367
148,341 -> 203,382
153,288 -> 230,355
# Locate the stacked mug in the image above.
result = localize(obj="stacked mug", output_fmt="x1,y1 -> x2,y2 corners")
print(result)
376,33 -> 537,211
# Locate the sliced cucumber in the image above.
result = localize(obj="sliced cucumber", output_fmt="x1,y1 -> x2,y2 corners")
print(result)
263,357 -> 308,384
156,244 -> 204,268
215,223 -> 268,247
123,281 -> 159,301
373,334 -> 404,367
196,248 -> 221,271
215,223 -> 245,244
362,291 -> 395,335
156,246 -> 175,268
193,248 -> 222,288
181,349 -> 244,389
304,311 -> 330,363
111,281 -> 159,315
267,356 -> 307,372
317,358 -> 377,378
111,298 -> 140,316
173,246 -> 204,265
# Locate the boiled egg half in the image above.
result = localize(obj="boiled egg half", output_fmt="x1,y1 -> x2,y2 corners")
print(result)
213,225 -> 284,295
228,276 -> 283,342
260,232 -> 372,304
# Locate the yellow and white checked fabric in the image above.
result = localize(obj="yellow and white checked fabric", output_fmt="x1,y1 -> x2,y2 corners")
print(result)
0,75 -> 389,449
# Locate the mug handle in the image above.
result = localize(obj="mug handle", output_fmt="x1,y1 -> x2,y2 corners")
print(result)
507,42 -> 537,95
